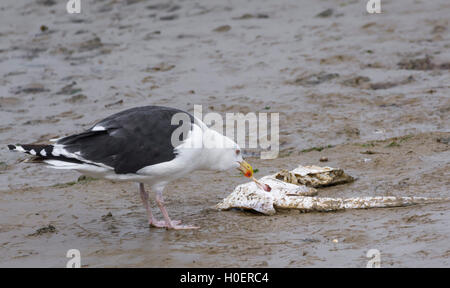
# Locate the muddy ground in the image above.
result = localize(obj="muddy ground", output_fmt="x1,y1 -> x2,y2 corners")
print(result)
0,0 -> 449,267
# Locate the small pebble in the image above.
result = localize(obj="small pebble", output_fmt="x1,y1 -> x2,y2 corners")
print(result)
332,239 -> 339,243
213,25 -> 231,32
316,9 -> 333,18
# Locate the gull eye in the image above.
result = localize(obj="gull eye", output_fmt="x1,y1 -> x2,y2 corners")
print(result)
235,149 -> 240,155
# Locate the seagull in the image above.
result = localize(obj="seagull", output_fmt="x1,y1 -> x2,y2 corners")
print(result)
8,106 -> 270,230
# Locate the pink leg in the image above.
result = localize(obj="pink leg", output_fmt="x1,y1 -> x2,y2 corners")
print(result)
139,183 -> 181,228
139,183 -> 157,226
155,190 -> 199,230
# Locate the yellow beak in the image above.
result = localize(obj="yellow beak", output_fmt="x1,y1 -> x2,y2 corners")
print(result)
238,160 -> 253,178
238,160 -> 271,192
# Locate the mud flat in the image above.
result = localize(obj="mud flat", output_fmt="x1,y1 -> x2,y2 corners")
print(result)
0,0 -> 449,267
0,132 -> 449,267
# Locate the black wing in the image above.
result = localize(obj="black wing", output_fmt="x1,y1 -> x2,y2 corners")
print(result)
57,106 -> 194,174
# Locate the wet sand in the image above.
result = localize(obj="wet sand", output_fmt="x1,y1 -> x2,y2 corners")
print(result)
1,132 -> 449,267
0,0 -> 449,267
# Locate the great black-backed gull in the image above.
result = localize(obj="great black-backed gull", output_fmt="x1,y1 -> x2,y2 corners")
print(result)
8,106 -> 270,230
